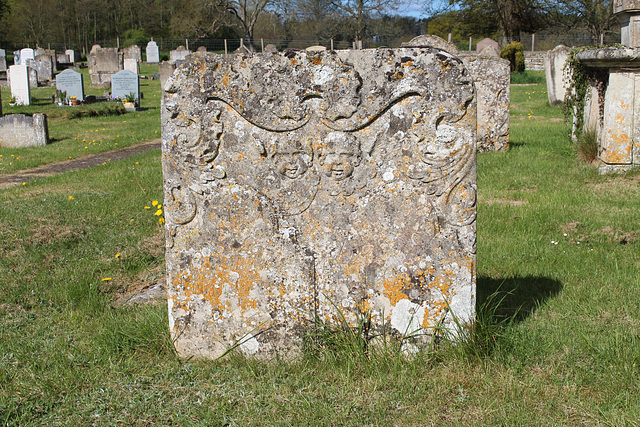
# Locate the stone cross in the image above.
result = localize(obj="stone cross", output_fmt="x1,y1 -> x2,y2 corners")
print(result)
162,49 -> 477,359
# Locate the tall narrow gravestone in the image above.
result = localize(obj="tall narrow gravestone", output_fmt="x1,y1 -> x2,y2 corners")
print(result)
0,49 -> 6,72
56,69 -> 85,101
162,49 -> 477,359
9,65 -> 30,105
111,70 -> 139,101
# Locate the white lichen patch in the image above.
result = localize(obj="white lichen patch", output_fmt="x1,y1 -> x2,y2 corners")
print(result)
390,299 -> 425,336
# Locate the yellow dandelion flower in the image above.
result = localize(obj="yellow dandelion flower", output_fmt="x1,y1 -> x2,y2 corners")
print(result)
135,162 -> 139,165
68,196 -> 74,200
115,253 -> 120,258
152,200 -> 158,206
144,206 -> 151,209
101,278 -> 112,282
154,209 -> 163,216
157,204 -> 162,210
130,219 -> 134,223
22,182 -> 26,186
158,217 -> 165,224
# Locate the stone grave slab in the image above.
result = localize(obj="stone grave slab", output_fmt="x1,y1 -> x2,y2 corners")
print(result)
56,69 -> 85,101
146,41 -> 160,63
123,45 -> 142,62
88,47 -> 123,86
545,45 -> 571,106
33,55 -> 54,83
162,49 -> 477,359
0,114 -> 48,148
0,49 -> 6,72
9,65 -> 30,105
169,46 -> 191,64
111,69 -> 139,101
124,58 -> 139,74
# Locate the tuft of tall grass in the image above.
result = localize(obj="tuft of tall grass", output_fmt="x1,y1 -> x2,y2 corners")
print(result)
576,127 -> 599,163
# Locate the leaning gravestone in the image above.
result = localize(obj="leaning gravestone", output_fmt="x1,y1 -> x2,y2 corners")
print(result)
111,69 -> 139,101
9,65 -> 30,105
146,41 -> 160,63
545,45 -> 571,106
162,49 -> 477,359
56,69 -> 85,101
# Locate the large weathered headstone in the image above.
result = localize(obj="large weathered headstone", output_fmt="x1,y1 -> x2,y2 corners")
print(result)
56,69 -> 85,101
111,69 -> 139,101
32,55 -> 54,83
0,114 -> 49,148
122,45 -> 142,62
162,49 -> 477,359
545,45 -> 571,106
88,47 -> 124,86
406,35 -> 510,152
9,65 -> 30,105
146,41 -> 160,63
169,46 -> 191,64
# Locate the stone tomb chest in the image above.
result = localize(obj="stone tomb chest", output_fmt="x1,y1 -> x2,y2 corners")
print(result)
162,49 -> 477,359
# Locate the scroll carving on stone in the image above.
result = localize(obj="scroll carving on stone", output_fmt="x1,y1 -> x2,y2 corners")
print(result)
162,48 -> 477,359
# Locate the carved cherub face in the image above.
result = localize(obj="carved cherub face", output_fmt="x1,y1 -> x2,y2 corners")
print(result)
419,124 -> 466,166
318,132 -> 362,181
272,140 -> 313,179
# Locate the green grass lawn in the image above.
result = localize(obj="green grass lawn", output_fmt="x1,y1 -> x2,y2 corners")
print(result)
0,64 -> 161,173
1,70 -> 639,425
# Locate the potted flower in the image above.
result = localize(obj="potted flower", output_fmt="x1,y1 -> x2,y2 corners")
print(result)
122,92 -> 137,110
8,96 -> 17,106
55,90 -> 66,106
69,95 -> 80,106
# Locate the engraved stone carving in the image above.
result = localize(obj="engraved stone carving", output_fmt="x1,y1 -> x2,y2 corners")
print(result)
162,49 -> 477,359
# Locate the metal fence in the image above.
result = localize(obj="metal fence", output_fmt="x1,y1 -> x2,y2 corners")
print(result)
1,31 -> 624,57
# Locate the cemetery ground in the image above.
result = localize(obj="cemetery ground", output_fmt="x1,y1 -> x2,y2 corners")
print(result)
1,70 -> 639,424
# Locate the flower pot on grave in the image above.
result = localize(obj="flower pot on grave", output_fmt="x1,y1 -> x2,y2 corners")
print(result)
123,101 -> 136,110
71,99 -> 80,106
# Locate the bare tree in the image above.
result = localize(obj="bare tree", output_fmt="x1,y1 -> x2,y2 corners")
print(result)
227,0 -> 275,49
330,0 -> 395,43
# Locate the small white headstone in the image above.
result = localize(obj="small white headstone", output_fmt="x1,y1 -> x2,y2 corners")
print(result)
124,58 -> 139,74
146,41 -> 160,63
9,65 -> 31,105
65,49 -> 75,63
20,48 -> 35,65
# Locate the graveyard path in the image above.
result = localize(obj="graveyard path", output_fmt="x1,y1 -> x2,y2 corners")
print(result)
0,139 -> 161,189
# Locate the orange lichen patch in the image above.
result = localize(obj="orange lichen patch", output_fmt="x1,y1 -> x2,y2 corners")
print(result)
383,273 -> 411,305
221,75 -> 230,88
230,256 -> 260,310
175,257 -> 223,309
615,114 -> 626,126
358,299 -> 370,314
311,56 -> 322,66
603,132 -> 632,163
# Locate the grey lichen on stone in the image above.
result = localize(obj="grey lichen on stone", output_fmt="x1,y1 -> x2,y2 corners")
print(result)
162,48 -> 477,359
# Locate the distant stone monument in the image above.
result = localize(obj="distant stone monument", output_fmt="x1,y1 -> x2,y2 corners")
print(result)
0,114 -> 49,148
196,46 -> 207,53
19,48 -> 35,65
9,64 -> 30,105
158,61 -> 176,90
146,41 -> 160,63
56,69 -> 85,101
169,46 -> 191,63
263,44 -> 278,53
0,49 -> 6,72
111,69 -> 139,102
162,49 -> 477,359
88,46 -> 124,86
476,38 -> 500,53
32,55 -> 54,83
545,45 -> 571,106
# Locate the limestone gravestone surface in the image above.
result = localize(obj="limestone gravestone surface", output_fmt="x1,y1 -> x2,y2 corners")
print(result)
9,65 -> 30,105
124,58 -> 139,74
158,61 -> 176,90
19,48 -> 35,65
65,49 -> 76,63
146,41 -> 160,63
56,69 -> 85,101
123,45 -> 142,62
170,46 -> 191,64
111,69 -> 139,101
545,45 -> 571,106
88,47 -> 124,86
33,55 -> 54,83
406,35 -> 510,152
0,114 -> 48,148
57,53 -> 71,65
162,49 -> 477,359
